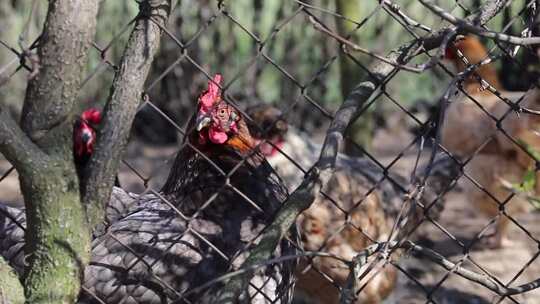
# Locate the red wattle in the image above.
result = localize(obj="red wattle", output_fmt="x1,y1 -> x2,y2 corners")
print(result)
208,127 -> 228,144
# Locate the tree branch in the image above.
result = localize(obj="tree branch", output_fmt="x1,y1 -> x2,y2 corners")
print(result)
82,0 -> 178,230
216,39 -> 420,304
340,243 -> 386,304
13,1 -> 100,303
381,0 -> 432,32
307,14 -> 426,73
420,0 -> 540,45
400,241 -> 540,297
218,0 -> 514,300
0,109 -> 48,175
20,0 -> 100,146
467,0 -> 512,26
401,241 -> 504,293
417,0 -> 512,52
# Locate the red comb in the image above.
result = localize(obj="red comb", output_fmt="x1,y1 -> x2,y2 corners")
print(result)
199,74 -> 223,113
81,108 -> 102,124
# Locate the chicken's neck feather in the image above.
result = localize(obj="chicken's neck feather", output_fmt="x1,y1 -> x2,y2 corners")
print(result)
463,64 -> 502,95
160,123 -> 286,217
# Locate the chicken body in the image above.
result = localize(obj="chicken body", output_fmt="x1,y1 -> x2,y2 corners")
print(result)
295,158 -> 397,304
442,36 -> 538,247
81,148 -> 294,303
1,171 -> 293,304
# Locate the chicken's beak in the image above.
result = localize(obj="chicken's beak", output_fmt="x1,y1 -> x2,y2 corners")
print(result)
196,114 -> 212,131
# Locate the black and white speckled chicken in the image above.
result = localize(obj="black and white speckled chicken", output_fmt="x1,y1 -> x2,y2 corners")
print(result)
0,75 -> 297,303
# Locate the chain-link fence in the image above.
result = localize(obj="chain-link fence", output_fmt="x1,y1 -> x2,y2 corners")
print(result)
1,0 -> 540,303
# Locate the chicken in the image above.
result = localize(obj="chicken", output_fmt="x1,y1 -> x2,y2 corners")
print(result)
441,35 -> 505,156
0,75 -> 297,303
73,108 -> 102,171
442,35 -> 539,248
493,88 -> 540,170
73,108 -> 121,188
246,105 -> 458,304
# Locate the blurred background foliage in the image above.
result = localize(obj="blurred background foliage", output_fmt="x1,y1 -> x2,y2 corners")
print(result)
1,0 -> 538,151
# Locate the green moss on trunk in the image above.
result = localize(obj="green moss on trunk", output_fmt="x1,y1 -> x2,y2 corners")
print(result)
0,256 -> 25,304
20,164 -> 90,304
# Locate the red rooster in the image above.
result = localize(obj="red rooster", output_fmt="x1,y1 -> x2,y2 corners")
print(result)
0,75 -> 297,303
73,108 -> 102,166
73,107 -> 121,188
73,108 -> 101,179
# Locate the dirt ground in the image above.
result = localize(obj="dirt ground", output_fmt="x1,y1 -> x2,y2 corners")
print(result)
372,130 -> 540,304
1,134 -> 539,303
392,190 -> 540,304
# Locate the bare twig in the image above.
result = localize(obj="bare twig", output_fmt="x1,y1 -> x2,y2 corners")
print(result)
468,0 -> 512,26
381,0 -> 432,32
418,56 -> 491,184
339,239 -> 540,303
307,15 -> 428,73
183,251 -> 348,300
340,242 -> 388,304
420,0 -> 540,45
217,0 -> 522,298
402,241 -> 540,296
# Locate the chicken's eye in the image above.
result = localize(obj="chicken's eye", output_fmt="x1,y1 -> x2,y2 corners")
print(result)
220,109 -> 227,115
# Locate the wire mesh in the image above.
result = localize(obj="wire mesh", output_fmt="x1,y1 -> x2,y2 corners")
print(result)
0,0 -> 540,303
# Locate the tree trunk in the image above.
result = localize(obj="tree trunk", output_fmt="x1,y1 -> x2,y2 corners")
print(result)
0,0 -> 100,302
0,256 -> 24,304
19,162 -> 90,304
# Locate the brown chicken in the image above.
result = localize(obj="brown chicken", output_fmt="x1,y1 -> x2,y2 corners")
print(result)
442,35 -> 539,248
442,35 -> 504,156
246,105 -> 457,304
